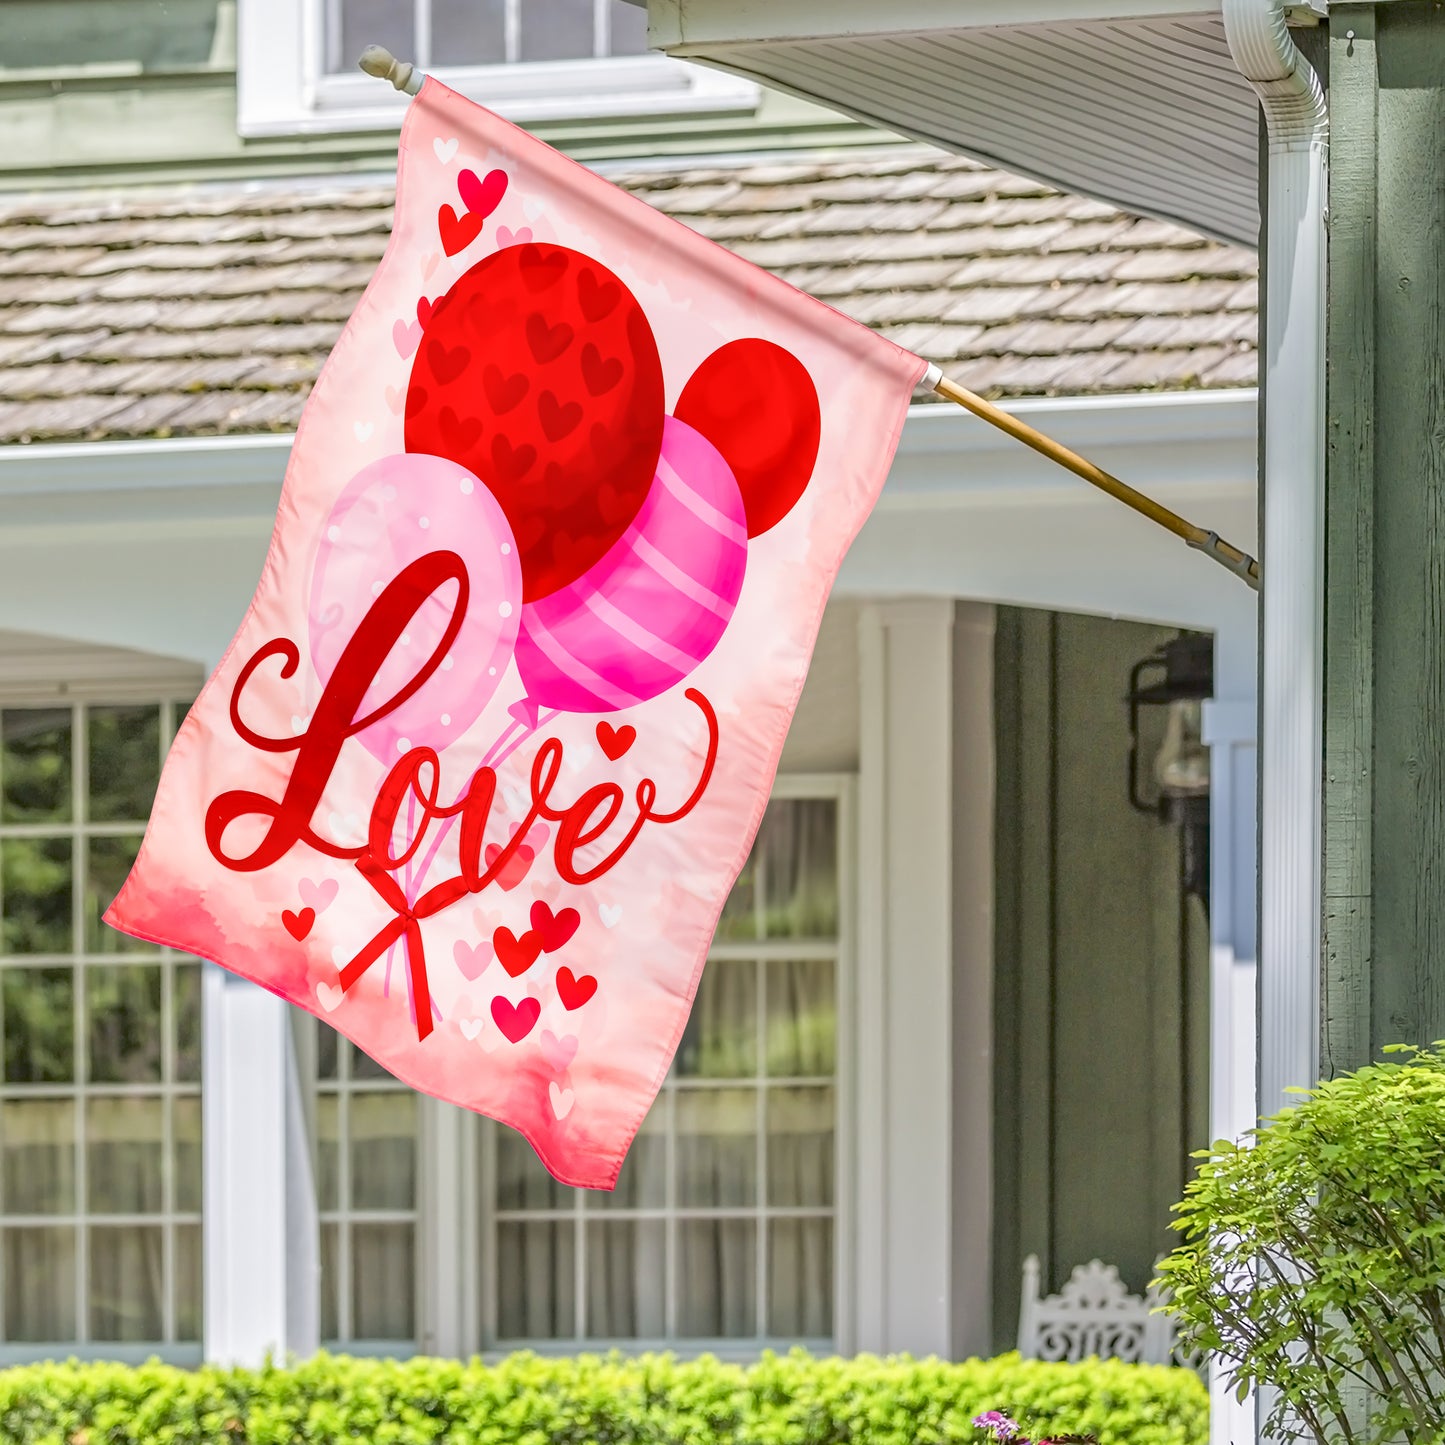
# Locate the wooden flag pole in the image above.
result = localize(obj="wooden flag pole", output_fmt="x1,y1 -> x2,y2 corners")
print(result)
922,363 -> 1260,590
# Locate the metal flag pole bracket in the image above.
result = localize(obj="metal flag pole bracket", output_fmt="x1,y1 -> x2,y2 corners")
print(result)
359,44 -> 424,95
919,362 -> 1261,591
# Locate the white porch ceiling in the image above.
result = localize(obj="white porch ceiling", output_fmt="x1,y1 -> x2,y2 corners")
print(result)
649,4 -> 1265,247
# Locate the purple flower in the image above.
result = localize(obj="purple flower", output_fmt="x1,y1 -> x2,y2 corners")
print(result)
973,1411 -> 1021,1440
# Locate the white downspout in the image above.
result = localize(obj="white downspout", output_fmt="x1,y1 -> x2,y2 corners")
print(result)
1223,0 -> 1327,1123
1220,6 -> 1327,1445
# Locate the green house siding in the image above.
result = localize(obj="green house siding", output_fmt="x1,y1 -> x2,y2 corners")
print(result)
990,606 -> 1211,1351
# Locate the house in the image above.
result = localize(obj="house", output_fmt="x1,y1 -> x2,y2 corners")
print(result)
0,0 -> 1258,1396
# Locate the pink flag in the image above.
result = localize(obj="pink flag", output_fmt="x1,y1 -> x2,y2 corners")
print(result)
107,79 -> 925,1188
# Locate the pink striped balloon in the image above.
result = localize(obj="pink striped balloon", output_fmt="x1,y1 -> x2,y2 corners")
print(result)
515,416 -> 747,714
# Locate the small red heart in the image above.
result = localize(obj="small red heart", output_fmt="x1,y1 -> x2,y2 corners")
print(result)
494,926 -> 543,978
596,722 -> 636,761
531,901 -> 580,953
417,296 -> 435,327
538,390 -> 583,442
491,994 -> 540,1043
282,907 -> 315,941
485,842 -> 536,891
526,312 -> 574,364
556,966 -> 598,1011
483,364 -> 529,414
457,167 -> 508,220
438,203 -> 484,256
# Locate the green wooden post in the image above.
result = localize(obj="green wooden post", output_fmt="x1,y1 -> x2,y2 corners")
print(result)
1322,1 -> 1445,1075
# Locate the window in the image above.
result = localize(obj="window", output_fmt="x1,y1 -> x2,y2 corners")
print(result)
316,1028 -> 420,1349
0,698 -> 202,1363
237,0 -> 757,137
480,786 -> 844,1351
0,0 -> 234,81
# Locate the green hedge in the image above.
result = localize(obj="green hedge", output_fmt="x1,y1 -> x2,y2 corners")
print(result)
0,1350 -> 1206,1445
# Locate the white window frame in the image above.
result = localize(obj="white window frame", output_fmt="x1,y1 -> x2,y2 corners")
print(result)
236,0 -> 758,138
469,772 -> 856,1362
0,671 -> 206,1367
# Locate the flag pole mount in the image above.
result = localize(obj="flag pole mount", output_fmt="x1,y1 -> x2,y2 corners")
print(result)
920,362 -> 1261,591
359,45 -> 424,95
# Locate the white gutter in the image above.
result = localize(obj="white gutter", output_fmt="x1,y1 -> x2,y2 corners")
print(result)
1224,0 -> 1327,1123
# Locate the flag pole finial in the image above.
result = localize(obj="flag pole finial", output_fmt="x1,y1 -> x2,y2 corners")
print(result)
359,45 -> 424,95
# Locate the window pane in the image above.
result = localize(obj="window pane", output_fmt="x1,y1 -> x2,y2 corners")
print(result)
766,1086 -> 834,1208
519,0 -> 597,60
351,1222 -> 414,1340
349,1040 -> 391,1083
0,0 -> 226,75
87,1096 -> 164,1214
4,1226 -> 76,1341
596,1104 -> 665,1211
585,1220 -> 664,1337
765,959 -> 835,1077
350,1093 -> 416,1211
320,1222 -> 341,1341
175,1095 -> 202,1214
4,966 -> 74,1083
84,836 -> 146,954
675,958 -> 755,1079
316,1094 -> 341,1213
1,709 -> 71,824
175,962 -> 202,1082
607,0 -> 648,54
768,1217 -> 833,1338
495,1126 -> 570,1212
89,1224 -> 164,1340
497,1220 -> 574,1339
677,1219 -> 755,1337
87,705 -> 160,823
2,1098 -> 75,1214
317,1024 -> 339,1082
2,837 -> 73,955
676,1088 -> 756,1208
431,0 -> 506,64
87,964 -> 163,1082
760,799 -> 838,939
337,0 -> 414,75
175,1222 -> 202,1341
714,848 -> 758,941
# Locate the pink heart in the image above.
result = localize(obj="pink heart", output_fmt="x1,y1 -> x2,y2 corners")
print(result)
458,167 -> 508,220
384,384 -> 404,415
298,877 -> 339,913
393,317 -> 421,358
496,225 -> 533,248
421,252 -> 441,282
491,994 -> 540,1044
507,819 -> 550,853
454,938 -> 493,981
539,1029 -> 578,1072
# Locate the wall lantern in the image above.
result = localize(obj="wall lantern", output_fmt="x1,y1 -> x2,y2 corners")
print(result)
1126,632 -> 1213,912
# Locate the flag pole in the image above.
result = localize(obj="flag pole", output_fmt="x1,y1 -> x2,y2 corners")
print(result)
359,45 -> 424,95
919,362 -> 1260,589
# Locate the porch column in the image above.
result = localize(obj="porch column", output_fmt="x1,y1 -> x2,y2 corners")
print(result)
854,599 -> 956,1357
201,642 -> 320,1367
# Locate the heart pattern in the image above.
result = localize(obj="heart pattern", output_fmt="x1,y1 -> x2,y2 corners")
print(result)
282,907 -> 315,941
453,937 -> 492,981
492,995 -> 540,1043
433,136 -> 459,164
457,167 -> 508,219
599,902 -> 623,929
496,225 -> 533,248
459,1017 -> 484,1041
531,900 -> 580,953
495,926 -> 542,978
540,1029 -> 579,1072
549,1081 -> 575,1120
316,982 -> 343,1013
484,841 -> 535,890
298,877 -> 338,913
596,721 -> 636,761
392,317 -> 422,358
556,966 -> 598,1011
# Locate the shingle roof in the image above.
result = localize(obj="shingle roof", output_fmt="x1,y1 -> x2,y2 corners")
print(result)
0,149 -> 1257,445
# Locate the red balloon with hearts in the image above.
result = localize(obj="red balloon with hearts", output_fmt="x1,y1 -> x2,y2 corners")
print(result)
405,242 -> 666,601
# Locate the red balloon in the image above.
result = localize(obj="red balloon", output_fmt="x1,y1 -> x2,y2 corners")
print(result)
405,243 -> 665,601
674,338 -> 821,537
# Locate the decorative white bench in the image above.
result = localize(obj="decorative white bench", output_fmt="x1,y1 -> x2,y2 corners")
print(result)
1017,1255 -> 1198,1369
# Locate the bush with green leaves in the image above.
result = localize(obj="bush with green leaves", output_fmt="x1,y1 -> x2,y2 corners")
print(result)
1159,1042 -> 1445,1445
0,1348 -> 1206,1445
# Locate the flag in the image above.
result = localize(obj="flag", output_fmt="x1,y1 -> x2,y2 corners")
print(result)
107,78 -> 925,1188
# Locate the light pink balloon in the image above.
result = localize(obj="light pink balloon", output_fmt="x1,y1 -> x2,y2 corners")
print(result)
515,416 -> 747,715
309,453 -> 522,765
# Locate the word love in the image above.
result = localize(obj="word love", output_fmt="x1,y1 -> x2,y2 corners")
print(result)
203,553 -> 719,1041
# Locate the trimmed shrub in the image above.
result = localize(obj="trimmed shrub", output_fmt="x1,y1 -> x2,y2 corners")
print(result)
0,1349 -> 1206,1445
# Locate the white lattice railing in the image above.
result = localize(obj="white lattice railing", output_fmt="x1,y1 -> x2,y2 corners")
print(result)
1016,1255 -> 1201,1370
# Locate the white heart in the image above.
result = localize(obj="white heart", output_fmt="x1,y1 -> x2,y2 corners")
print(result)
599,903 -> 622,929
549,1081 -> 575,1120
328,811 -> 362,838
502,783 -> 528,814
433,136 -> 459,164
317,982 -> 343,1012
354,420 -> 374,443
566,743 -> 596,773
460,1017 -> 483,1041
331,944 -> 350,968
479,1030 -> 503,1054
521,195 -> 545,222
291,713 -> 310,732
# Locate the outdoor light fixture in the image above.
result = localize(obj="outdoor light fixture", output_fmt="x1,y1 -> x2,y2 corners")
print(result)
1126,632 -> 1213,912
